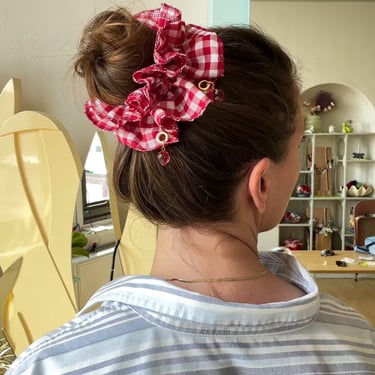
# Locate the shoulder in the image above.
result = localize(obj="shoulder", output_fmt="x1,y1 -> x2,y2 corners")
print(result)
7,276 -> 155,374
259,250 -> 318,295
318,292 -> 375,331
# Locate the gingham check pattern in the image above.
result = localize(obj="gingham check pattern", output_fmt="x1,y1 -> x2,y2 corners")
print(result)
85,3 -> 224,151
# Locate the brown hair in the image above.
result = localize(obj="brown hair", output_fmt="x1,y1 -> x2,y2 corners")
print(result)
74,7 -> 300,226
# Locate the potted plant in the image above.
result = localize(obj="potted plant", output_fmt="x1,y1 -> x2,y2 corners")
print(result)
71,231 -> 90,258
303,90 -> 336,133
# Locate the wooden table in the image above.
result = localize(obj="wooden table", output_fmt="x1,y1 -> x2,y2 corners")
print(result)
293,250 -> 375,280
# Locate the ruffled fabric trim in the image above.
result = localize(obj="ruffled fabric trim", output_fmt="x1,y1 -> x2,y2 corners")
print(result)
85,3 -> 224,151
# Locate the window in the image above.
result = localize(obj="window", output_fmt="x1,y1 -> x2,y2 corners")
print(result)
82,133 -> 111,224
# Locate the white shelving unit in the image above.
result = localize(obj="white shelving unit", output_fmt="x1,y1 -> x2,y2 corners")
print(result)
278,83 -> 375,251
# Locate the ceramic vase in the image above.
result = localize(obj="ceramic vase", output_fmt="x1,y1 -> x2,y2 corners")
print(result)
305,114 -> 322,133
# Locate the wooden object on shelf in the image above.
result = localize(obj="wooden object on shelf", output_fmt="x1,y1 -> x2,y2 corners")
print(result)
306,207 -> 331,224
306,206 -> 332,227
306,146 -> 334,196
306,207 -> 333,250
315,233 -> 332,250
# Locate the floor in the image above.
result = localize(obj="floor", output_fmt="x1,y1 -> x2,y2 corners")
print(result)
316,277 -> 375,328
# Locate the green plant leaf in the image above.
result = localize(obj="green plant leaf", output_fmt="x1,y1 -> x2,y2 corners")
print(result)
72,231 -> 88,248
72,247 -> 90,258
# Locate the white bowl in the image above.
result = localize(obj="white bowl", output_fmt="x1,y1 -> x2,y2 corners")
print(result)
346,185 -> 373,197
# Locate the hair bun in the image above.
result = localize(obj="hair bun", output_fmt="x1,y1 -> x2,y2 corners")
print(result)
74,7 -> 155,105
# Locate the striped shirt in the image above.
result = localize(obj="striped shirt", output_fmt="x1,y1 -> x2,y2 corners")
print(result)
7,252 -> 375,374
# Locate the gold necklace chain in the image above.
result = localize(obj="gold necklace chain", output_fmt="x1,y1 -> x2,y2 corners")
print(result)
165,269 -> 270,283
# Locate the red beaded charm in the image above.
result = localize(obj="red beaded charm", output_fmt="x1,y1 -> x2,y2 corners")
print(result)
156,131 -> 170,166
157,149 -> 171,166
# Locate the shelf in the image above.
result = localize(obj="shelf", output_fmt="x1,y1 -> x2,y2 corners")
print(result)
279,223 -> 310,227
347,159 -> 375,163
309,132 -> 375,136
277,82 -> 375,251
347,132 -> 375,136
312,196 -> 344,201
290,196 -> 312,200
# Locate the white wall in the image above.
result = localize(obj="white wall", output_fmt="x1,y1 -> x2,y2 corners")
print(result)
250,1 -> 375,104
0,0 -> 208,163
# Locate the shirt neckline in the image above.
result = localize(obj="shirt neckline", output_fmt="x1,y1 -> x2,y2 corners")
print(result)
80,252 -> 320,335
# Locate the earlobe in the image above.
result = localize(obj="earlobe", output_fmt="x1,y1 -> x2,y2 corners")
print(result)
248,158 -> 271,214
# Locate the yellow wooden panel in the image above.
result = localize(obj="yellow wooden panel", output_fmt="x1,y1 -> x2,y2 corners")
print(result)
0,111 -> 81,354
0,78 -> 21,127
118,205 -> 157,275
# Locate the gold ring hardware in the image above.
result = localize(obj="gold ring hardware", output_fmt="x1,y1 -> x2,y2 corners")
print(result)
156,131 -> 169,145
198,80 -> 214,92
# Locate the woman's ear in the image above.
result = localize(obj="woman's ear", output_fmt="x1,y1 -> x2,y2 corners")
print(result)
247,158 -> 271,214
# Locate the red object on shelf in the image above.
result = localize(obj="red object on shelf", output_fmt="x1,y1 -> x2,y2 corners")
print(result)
284,238 -> 304,250
295,184 -> 311,197
284,211 -> 301,223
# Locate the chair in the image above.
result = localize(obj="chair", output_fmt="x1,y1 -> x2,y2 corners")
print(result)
117,205 -> 157,275
0,79 -> 82,355
0,258 -> 22,373
97,131 -> 128,240
98,131 -> 157,276
353,200 -> 375,246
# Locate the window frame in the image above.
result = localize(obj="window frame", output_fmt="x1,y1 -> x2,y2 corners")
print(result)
81,171 -> 111,224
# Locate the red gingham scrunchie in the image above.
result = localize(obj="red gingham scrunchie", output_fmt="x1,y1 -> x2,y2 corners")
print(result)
84,3 -> 224,152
